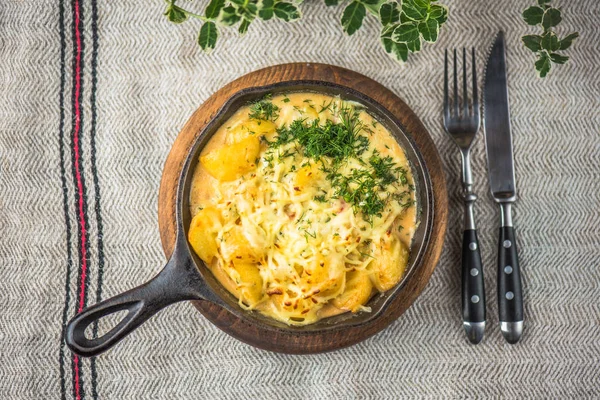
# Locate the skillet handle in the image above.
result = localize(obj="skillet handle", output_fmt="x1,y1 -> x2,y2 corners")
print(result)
65,249 -> 205,357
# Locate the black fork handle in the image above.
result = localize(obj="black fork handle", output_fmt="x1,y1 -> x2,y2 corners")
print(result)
462,228 -> 486,343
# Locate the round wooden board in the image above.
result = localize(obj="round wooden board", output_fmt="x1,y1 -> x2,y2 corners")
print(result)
158,63 -> 448,353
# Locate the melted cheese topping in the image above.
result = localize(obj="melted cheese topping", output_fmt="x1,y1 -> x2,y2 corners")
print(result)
188,93 -> 417,325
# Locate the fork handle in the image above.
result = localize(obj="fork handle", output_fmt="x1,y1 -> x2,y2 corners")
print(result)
462,228 -> 486,343
461,192 -> 485,344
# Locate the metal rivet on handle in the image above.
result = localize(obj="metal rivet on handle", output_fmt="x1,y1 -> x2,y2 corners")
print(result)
471,295 -> 480,303
504,265 -> 513,274
503,240 -> 511,248
470,268 -> 479,276
469,242 -> 477,251
506,291 -> 514,300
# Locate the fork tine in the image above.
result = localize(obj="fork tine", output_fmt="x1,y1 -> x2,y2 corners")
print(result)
472,47 -> 480,125
444,49 -> 449,123
453,49 -> 458,118
462,48 -> 468,117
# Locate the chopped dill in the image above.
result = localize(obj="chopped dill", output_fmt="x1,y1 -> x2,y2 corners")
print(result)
248,96 -> 279,121
268,106 -> 369,163
369,150 -> 402,187
394,191 -> 416,209
326,150 -> 411,223
262,101 -> 412,222
263,153 -> 274,167
278,148 -> 295,161
328,168 -> 387,221
319,99 -> 334,113
304,230 -> 316,239
296,211 -> 306,224
358,251 -> 375,259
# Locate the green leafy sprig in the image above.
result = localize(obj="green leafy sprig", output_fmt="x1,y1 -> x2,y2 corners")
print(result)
164,0 -> 448,63
164,0 -> 303,52
521,0 -> 579,78
329,0 -> 448,62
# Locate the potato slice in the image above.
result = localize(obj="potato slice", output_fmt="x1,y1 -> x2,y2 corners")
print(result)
231,262 -> 263,306
271,293 -> 318,321
221,226 -> 262,263
332,270 -> 373,312
294,163 -> 324,189
370,235 -> 409,291
200,136 -> 260,182
301,254 -> 344,298
187,207 -> 222,264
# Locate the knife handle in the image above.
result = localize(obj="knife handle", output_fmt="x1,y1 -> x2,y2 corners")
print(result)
462,228 -> 486,344
497,203 -> 523,344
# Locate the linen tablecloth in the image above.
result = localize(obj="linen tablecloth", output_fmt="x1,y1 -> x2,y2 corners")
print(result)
1,0 -> 599,398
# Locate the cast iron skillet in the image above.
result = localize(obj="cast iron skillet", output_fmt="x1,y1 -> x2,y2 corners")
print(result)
65,81 -> 433,357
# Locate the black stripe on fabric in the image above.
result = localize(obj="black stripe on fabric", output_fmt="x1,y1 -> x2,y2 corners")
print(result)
69,0 -> 90,398
88,0 -> 103,398
58,0 -> 73,398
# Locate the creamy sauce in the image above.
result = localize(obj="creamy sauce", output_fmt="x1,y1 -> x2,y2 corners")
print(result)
188,92 -> 417,325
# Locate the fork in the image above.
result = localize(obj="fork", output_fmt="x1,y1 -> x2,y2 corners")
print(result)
443,48 -> 486,344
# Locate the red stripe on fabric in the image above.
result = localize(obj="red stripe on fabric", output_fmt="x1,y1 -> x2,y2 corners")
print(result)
74,355 -> 81,400
72,0 -> 85,399
73,0 -> 87,316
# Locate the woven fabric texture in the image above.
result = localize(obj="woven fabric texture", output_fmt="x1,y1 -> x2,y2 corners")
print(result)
1,0 -> 599,398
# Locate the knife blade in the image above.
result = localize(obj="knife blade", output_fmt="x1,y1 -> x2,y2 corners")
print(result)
484,31 -> 516,201
483,31 -> 524,344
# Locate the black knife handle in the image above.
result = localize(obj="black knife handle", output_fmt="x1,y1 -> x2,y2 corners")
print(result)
497,225 -> 523,344
462,229 -> 486,343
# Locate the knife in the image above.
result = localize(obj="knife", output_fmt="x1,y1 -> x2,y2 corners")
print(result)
483,31 -> 524,344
